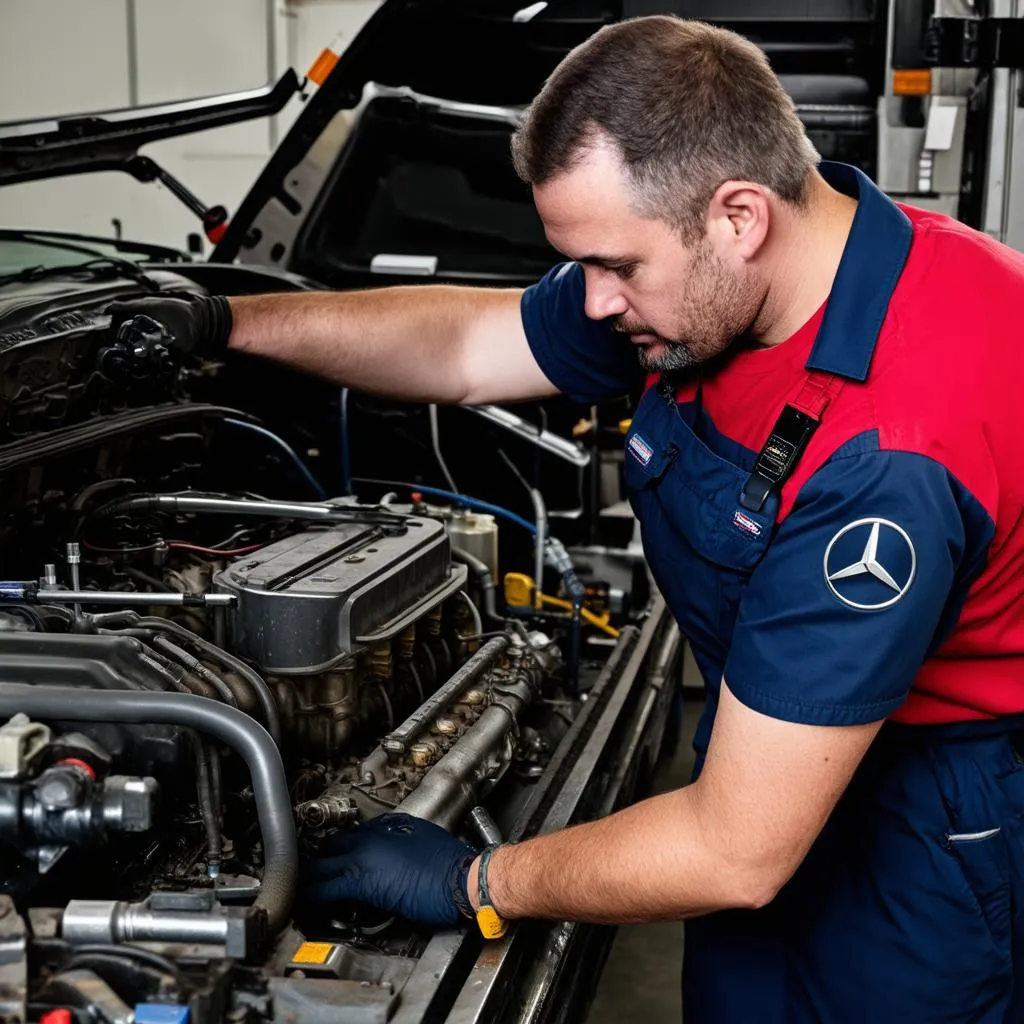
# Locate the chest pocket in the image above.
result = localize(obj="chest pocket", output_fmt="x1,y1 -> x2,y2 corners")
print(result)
622,388 -> 776,646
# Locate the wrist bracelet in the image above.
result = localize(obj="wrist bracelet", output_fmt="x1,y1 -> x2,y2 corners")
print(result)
475,845 -> 508,939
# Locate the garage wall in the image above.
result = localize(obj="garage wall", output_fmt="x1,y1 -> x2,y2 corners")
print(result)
0,0 -> 381,254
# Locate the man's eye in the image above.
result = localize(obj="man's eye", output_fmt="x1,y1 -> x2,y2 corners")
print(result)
613,264 -> 637,280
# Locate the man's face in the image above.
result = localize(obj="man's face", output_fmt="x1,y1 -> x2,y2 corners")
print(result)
534,145 -> 765,372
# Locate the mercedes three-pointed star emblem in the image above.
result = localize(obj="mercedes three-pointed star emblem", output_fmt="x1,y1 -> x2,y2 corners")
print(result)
823,518 -> 916,611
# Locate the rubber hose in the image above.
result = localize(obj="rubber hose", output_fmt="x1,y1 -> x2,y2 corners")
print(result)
0,686 -> 297,935
450,547 -> 501,623
64,952 -> 185,995
351,478 -> 537,535
133,617 -> 280,746
136,652 -> 192,694
67,944 -> 187,991
152,636 -> 239,707
193,737 -> 222,875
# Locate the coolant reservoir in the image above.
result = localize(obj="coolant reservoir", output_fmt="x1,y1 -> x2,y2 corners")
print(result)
447,512 -> 499,581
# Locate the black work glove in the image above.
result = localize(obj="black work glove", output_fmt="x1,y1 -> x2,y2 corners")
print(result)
106,294 -> 233,355
300,813 -> 477,927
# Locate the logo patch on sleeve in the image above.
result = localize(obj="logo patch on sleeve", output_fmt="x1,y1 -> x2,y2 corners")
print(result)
824,518 -> 916,610
627,433 -> 654,466
733,510 -> 763,537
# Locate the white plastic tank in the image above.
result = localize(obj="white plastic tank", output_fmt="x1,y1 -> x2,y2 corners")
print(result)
447,512 -> 499,582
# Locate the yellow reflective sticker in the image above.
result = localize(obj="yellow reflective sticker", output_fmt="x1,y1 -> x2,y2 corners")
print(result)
292,942 -> 334,965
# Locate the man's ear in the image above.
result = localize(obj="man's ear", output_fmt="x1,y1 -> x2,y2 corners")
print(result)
705,181 -> 770,263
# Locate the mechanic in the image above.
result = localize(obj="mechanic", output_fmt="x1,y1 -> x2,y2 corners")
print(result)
109,15 -> 1024,1023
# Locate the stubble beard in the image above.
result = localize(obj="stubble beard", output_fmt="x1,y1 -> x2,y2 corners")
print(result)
616,244 -> 759,374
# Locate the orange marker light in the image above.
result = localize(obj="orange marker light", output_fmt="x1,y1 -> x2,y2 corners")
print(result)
307,47 -> 339,86
893,69 -> 932,96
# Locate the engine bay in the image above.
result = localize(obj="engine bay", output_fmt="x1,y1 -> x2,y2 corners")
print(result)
0,268 -> 679,1024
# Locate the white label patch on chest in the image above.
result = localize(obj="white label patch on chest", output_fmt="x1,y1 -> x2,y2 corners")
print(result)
733,510 -> 763,537
628,433 -> 654,466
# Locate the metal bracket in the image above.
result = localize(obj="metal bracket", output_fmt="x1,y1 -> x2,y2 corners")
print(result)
924,17 -> 1024,69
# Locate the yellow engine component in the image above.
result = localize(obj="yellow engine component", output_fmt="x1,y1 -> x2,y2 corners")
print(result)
502,573 -> 620,638
504,572 -> 535,608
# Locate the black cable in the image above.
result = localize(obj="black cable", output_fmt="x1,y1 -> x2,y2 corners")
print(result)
136,652 -> 192,694
133,616 -> 280,746
498,447 -> 531,495
65,944 -> 188,991
193,737 -> 222,875
0,686 -> 296,935
209,743 -> 223,828
151,636 -> 239,707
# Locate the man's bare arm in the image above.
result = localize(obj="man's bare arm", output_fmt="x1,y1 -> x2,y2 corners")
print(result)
468,680 -> 883,924
228,286 -> 558,405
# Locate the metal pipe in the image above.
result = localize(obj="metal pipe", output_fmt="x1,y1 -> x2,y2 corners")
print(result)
99,494 -> 405,527
0,686 -> 296,935
530,488 -> 546,609
62,901 -> 229,946
428,404 -> 459,494
380,636 -> 508,756
468,805 -> 503,846
13,589 -> 236,608
459,590 -> 483,639
66,543 -> 82,621
397,675 -> 533,829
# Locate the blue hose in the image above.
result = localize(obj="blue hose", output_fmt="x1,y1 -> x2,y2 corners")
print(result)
222,419 -> 328,501
351,478 -> 537,535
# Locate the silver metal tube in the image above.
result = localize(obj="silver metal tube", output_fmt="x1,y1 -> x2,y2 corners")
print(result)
428,404 -> 459,494
397,676 -> 532,829
468,805 -> 503,846
62,900 -> 229,945
530,488 -> 546,608
100,495 -> 407,529
67,542 -> 81,620
459,590 -> 483,638
156,495 -> 340,517
66,543 -> 81,590
381,636 -> 508,756
25,591 -> 236,607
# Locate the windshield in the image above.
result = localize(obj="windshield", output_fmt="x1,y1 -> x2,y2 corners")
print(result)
0,231 -> 167,276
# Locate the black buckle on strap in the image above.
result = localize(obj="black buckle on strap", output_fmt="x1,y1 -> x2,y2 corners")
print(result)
740,405 -> 820,513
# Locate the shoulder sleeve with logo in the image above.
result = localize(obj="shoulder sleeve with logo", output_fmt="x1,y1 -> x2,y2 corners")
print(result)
724,445 -> 995,726
520,262 -> 643,403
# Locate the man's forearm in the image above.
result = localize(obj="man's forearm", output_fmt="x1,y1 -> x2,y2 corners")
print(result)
469,786 -> 776,925
228,285 -> 525,404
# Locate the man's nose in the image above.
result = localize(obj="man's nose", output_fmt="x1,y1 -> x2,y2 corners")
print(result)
582,268 -> 628,321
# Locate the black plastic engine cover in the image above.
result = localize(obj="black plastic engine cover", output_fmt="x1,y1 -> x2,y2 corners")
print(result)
213,519 -> 467,672
0,632 -> 183,774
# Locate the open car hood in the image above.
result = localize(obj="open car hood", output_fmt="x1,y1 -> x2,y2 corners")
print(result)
211,0 -> 882,284
0,0 -> 885,278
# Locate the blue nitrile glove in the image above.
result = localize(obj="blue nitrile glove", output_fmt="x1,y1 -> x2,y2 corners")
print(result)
300,812 -> 478,927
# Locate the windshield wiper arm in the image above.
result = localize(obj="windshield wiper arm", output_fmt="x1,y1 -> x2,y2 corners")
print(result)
0,256 -> 159,289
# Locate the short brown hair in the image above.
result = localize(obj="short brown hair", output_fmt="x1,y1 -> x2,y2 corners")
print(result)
511,16 -> 818,239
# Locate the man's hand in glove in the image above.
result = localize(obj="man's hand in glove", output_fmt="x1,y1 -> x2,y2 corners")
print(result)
301,813 -> 478,927
106,294 -> 233,355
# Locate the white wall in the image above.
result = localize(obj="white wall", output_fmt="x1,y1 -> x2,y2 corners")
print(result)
0,0 -> 381,254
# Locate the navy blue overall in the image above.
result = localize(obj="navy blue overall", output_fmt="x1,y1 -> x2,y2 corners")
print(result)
521,164 -> 1024,1021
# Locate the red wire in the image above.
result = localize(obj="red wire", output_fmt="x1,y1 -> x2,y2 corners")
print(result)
166,542 -> 263,556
